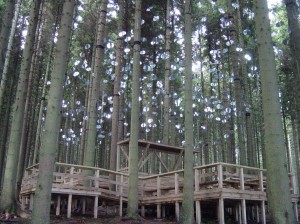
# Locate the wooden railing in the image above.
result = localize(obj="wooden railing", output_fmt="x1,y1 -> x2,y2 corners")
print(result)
22,163 -> 130,201
139,163 -> 270,202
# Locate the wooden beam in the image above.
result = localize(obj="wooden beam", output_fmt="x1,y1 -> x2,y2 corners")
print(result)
240,168 -> 244,191
67,194 -> 72,218
138,143 -> 150,167
157,176 -> 161,218
195,200 -> 201,224
241,199 -> 247,224
195,169 -> 200,191
154,151 -> 169,172
119,175 -> 123,217
56,195 -> 61,216
94,196 -> 98,218
82,198 -> 86,215
29,194 -> 33,211
218,197 -> 224,224
138,151 -> 154,170
218,164 -> 223,189
261,201 -> 266,224
294,202 -> 299,222
175,202 -> 180,222
259,170 -> 264,192
173,150 -> 183,170
141,205 -> 145,217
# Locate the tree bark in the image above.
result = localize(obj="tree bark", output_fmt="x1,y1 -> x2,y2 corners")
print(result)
83,0 -> 108,168
127,0 -> 141,217
181,0 -> 194,223
31,1 -> 75,223
0,0 -> 41,211
253,0 -> 296,222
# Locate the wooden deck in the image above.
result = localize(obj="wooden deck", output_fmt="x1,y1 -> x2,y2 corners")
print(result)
20,162 -> 299,224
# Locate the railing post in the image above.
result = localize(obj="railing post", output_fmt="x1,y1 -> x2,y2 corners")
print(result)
175,173 -> 179,222
195,169 -> 201,224
218,164 -> 223,188
240,168 -> 244,191
70,166 -> 74,185
95,170 -> 99,188
259,170 -> 264,192
157,176 -> 161,218
119,174 -> 123,217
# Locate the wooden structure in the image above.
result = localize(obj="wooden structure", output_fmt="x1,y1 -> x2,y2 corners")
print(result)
20,140 -> 299,223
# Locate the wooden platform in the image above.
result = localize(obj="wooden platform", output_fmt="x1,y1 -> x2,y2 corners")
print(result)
20,162 -> 299,224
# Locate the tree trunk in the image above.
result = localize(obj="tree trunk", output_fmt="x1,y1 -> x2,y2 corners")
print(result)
127,0 -> 141,217
30,1 -> 75,223
0,0 -> 41,211
83,0 -> 108,168
110,0 -> 125,175
0,0 -> 15,78
253,0 -> 296,222
0,0 -> 20,109
181,0 -> 194,223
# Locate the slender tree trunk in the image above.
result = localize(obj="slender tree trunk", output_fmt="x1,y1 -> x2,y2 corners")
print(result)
181,0 -> 194,223
0,0 -> 20,109
0,0 -> 15,78
253,0 -> 296,222
110,0 -> 125,175
84,0 -> 108,168
162,0 -> 172,145
127,0 -> 141,217
31,1 -> 75,223
0,0 -> 41,211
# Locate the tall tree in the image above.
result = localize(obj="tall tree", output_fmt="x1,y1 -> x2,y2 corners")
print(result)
127,0 -> 142,217
30,0 -> 75,223
181,0 -> 194,223
0,0 -> 15,78
0,0 -> 41,212
83,0 -> 108,168
110,0 -> 125,177
253,0 -> 296,222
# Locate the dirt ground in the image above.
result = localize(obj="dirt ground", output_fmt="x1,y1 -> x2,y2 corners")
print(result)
0,215 -> 177,224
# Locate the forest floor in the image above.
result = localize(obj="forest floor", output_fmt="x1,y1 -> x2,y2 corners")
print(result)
0,215 -> 177,224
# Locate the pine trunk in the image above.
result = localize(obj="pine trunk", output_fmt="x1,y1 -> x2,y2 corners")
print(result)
254,0 -> 296,222
127,0 -> 141,217
30,1 -> 75,223
0,0 -> 41,211
181,0 -> 194,222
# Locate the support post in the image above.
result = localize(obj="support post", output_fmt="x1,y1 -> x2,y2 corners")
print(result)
82,198 -> 86,215
67,194 -> 72,218
21,196 -> 25,210
119,174 -> 123,217
30,194 -> 34,211
241,199 -> 247,224
94,196 -> 98,218
196,200 -> 201,224
157,176 -> 161,218
219,197 -> 224,224
294,202 -> 299,222
218,164 -> 223,188
175,202 -> 180,222
259,170 -> 264,192
240,168 -> 244,190
56,195 -> 61,216
261,201 -> 266,224
141,205 -> 145,217
256,203 -> 260,223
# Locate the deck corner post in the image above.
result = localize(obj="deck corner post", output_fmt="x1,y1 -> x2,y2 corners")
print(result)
56,195 -> 61,216
241,199 -> 247,224
82,197 -> 86,215
175,202 -> 180,222
196,200 -> 201,224
218,164 -> 223,188
94,196 -> 98,218
218,197 -> 224,224
67,194 -> 72,218
261,200 -> 266,224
